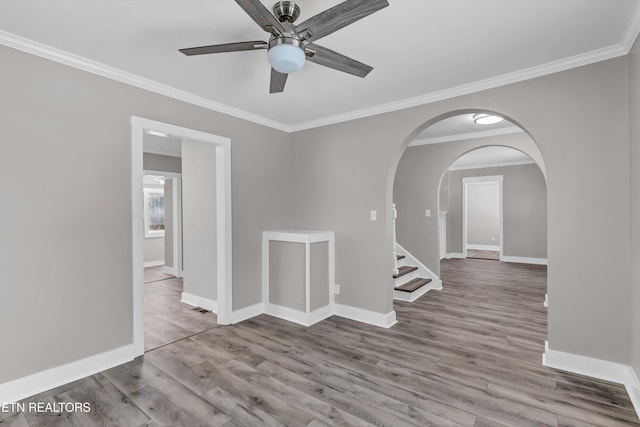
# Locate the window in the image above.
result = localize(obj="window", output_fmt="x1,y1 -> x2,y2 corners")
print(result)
144,188 -> 165,238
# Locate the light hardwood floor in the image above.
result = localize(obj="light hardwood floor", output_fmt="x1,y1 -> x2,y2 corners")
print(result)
2,259 -> 638,426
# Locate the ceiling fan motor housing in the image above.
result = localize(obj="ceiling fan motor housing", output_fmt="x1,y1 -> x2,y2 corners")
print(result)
273,1 -> 300,23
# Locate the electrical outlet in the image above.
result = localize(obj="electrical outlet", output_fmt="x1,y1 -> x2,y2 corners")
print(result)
334,284 -> 341,294
491,236 -> 495,241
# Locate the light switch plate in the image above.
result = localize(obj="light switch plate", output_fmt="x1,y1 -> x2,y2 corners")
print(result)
370,210 -> 377,221
425,209 -> 431,217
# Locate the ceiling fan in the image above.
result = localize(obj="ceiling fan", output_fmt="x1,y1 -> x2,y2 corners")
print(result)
179,0 -> 389,93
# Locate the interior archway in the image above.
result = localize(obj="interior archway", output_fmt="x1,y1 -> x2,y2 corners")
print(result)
389,111 -> 548,331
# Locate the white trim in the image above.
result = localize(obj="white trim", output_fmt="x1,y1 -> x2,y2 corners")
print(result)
180,292 -> 218,313
143,260 -> 164,267
132,117 -> 233,358
0,31 -> 290,132
0,344 -> 137,403
627,368 -> 640,418
445,252 -> 466,259
231,303 -> 265,324
501,256 -> 548,265
289,44 -> 630,131
544,293 -> 548,308
334,304 -> 397,329
448,159 -> 535,171
462,176 -> 503,259
162,265 -> 178,276
466,244 -> 500,251
410,127 -> 524,147
543,341 -> 628,382
264,303 -> 333,327
1,27 -> 638,133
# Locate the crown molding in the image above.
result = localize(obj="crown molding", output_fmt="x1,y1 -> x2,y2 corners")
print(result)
288,43 -> 629,132
1,15 -> 639,135
410,126 -> 524,147
448,159 -> 535,171
0,30 -> 294,133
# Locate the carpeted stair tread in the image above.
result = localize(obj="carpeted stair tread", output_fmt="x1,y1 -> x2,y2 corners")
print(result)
396,255 -> 405,260
395,277 -> 432,292
393,265 -> 417,279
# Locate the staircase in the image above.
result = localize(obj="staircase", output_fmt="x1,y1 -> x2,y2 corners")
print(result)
393,245 -> 442,302
392,203 -> 442,302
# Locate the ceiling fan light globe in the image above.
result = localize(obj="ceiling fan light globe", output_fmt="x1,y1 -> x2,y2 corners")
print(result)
268,43 -> 305,74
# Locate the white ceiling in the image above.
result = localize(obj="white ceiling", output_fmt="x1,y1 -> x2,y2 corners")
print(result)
1,0 -> 639,130
449,146 -> 533,171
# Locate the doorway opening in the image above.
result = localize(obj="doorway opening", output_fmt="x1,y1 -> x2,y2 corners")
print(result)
391,110 -> 547,309
463,176 -> 503,260
131,117 -> 232,356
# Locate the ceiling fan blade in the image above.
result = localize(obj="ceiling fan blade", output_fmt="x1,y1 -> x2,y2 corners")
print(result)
295,0 -> 388,43
179,41 -> 268,56
305,43 -> 373,78
270,68 -> 288,93
235,0 -> 286,35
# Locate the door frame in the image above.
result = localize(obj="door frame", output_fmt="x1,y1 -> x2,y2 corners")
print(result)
143,170 -> 183,277
462,175 -> 503,259
131,116 -> 232,356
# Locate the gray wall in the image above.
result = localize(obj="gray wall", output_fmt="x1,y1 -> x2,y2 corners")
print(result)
164,179 -> 174,268
143,237 -> 164,264
290,56 -> 631,364
0,44 -> 292,385
444,163 -> 547,258
466,182 -> 501,247
182,140 -> 218,301
630,38 -> 640,375
143,153 -> 181,173
269,241 -> 306,311
394,133 -> 543,275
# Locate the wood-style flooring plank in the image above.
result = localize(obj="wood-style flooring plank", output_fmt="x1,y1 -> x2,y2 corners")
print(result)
9,258 -> 639,426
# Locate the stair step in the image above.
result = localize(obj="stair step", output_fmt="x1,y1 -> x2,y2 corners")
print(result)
393,265 -> 417,279
396,255 -> 405,260
395,277 -> 432,293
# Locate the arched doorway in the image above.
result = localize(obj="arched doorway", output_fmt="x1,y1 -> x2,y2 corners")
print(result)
389,111 -> 547,312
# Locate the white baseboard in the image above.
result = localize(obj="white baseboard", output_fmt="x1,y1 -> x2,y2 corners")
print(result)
308,305 -> 334,325
394,279 -> 443,302
143,260 -> 164,267
162,265 -> 177,276
0,344 -> 138,403
231,302 -> 265,324
180,292 -> 217,313
264,303 -> 333,327
501,256 -> 548,265
467,244 -> 500,251
334,304 -> 397,329
543,341 -> 640,420
627,368 -> 640,418
445,252 -> 465,259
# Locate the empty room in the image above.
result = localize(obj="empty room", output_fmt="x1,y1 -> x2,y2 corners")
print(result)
1,1 -> 640,426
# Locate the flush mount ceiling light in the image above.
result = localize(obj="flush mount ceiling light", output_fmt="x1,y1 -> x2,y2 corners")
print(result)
473,113 -> 504,125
